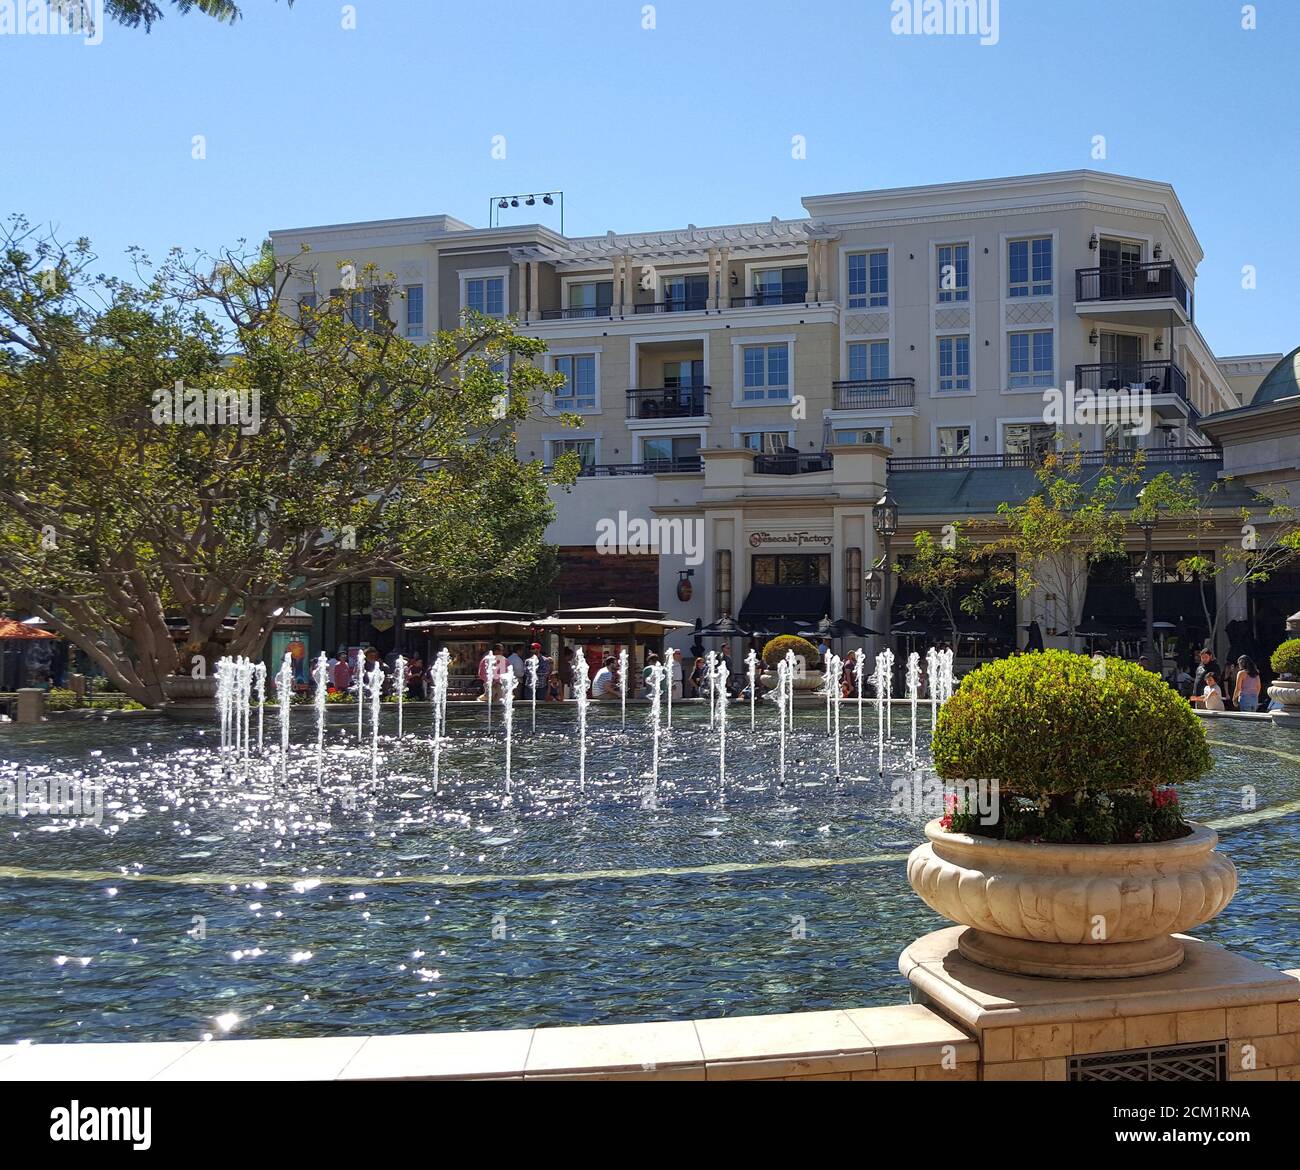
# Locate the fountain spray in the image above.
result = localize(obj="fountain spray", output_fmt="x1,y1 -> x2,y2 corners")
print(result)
746,649 -> 758,730
619,646 -> 628,728
484,649 -> 495,730
275,652 -> 293,786
431,648 -> 449,795
501,665 -> 514,796
777,656 -> 789,789
705,650 -> 717,730
823,653 -> 842,778
393,654 -> 406,739
312,652 -> 328,783
715,658 -> 728,805
784,649 -> 796,730
254,661 -> 267,752
356,651 -> 364,744
927,646 -> 939,732
907,651 -> 920,758
526,653 -> 539,732
645,660 -> 666,810
855,648 -> 866,737
368,662 -> 382,779
880,648 -> 895,738
573,650 -> 590,792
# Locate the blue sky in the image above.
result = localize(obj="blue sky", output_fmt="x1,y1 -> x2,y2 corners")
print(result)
1,0 -> 1296,355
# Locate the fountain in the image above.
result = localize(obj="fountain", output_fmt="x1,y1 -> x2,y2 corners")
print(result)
746,649 -> 758,730
275,652 -> 293,785
855,648 -> 866,737
823,652 -> 843,778
644,660 -> 666,809
714,657 -> 728,803
312,652 -> 328,782
705,650 -> 717,730
367,662 -> 382,778
430,648 -> 449,794
526,653 -> 539,731
254,661 -> 267,752
501,662 -> 515,796
879,648 -> 894,737
573,651 -> 590,791
874,654 -> 886,773
356,652 -> 364,744
393,654 -> 407,739
776,655 -> 790,789
483,648 -> 495,730
927,647 -> 939,730
619,646 -> 628,728
906,651 -> 920,758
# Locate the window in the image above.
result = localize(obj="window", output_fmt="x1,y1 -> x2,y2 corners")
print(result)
1008,330 -> 1055,388
751,554 -> 830,587
662,274 -> 709,312
847,340 -> 890,382
741,343 -> 790,401
937,335 -> 971,392
551,438 -> 595,471
465,275 -> 505,317
847,251 -> 888,308
663,359 -> 704,388
1008,237 -> 1052,297
716,549 -> 733,618
833,427 -> 887,445
643,435 -> 700,470
751,265 -> 808,306
937,244 -> 969,302
568,280 -> 613,316
1004,422 -> 1057,459
741,431 -> 790,453
405,285 -> 424,334
554,354 -> 597,410
298,292 -> 318,341
845,548 -> 863,625
331,287 -> 385,332
936,426 -> 971,457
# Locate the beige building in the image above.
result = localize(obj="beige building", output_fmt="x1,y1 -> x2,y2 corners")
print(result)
271,171 -> 1296,669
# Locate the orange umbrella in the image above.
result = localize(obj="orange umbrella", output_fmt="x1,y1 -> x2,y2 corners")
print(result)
0,619 -> 58,640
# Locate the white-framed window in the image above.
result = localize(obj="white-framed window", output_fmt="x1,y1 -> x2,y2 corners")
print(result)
405,284 -> 424,335
1008,330 -> 1055,389
548,437 -> 596,471
641,434 -> 701,469
847,340 -> 890,382
1008,236 -> 1053,298
847,251 -> 888,308
662,273 -> 709,312
833,427 -> 888,445
936,243 -> 969,303
331,286 -> 385,331
936,335 -> 971,393
1002,421 -> 1057,458
739,430 -> 792,453
554,353 -> 598,410
741,342 -> 790,401
936,425 -> 972,457
567,280 -> 614,316
750,265 -> 808,306
462,270 -> 507,317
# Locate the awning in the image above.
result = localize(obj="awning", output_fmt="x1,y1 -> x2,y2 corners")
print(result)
739,585 -> 833,626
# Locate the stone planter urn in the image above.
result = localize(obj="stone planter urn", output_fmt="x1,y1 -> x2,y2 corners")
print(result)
907,819 -> 1237,979
1267,676 -> 1300,725
759,669 -> 824,693
163,674 -> 217,716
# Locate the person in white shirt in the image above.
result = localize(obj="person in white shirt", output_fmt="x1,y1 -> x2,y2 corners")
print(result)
670,649 -> 684,700
591,655 -> 618,700
506,646 -> 526,681
1193,672 -> 1225,712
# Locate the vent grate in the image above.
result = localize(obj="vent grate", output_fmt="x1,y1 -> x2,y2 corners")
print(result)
1069,1041 -> 1226,1083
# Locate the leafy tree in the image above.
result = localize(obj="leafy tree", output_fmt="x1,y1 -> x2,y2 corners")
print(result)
0,215 -> 574,707
51,0 -> 279,33
985,450 -> 1139,651
897,525 -> 1012,647
1135,470 -> 1300,652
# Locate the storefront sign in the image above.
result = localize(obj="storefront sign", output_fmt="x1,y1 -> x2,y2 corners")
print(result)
748,531 -> 833,549
370,577 -> 396,631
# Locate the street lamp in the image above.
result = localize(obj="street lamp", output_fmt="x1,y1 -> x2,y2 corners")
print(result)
864,569 -> 882,612
873,493 -> 899,649
1135,488 -> 1159,668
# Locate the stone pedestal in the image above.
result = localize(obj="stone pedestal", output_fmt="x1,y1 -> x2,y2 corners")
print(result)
15,688 -> 45,724
901,927 -> 1300,1081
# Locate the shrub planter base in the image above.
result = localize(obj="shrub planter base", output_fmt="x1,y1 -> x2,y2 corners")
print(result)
957,928 -> 1185,979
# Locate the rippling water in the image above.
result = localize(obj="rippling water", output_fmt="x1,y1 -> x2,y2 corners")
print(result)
0,703 -> 1296,1043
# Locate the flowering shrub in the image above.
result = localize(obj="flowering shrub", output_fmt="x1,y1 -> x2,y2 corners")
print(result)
761,635 -> 820,670
1271,638 -> 1300,678
931,651 -> 1205,843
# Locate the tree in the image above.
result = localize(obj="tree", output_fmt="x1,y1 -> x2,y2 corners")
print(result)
985,450 -> 1138,651
897,525 -> 1012,648
52,1 -> 279,33
0,215 -> 575,707
1135,470 -> 1300,653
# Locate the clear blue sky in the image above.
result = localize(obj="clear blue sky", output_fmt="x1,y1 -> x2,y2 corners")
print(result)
2,0 -> 1296,355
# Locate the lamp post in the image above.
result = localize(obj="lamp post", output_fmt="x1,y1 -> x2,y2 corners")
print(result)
1135,489 -> 1158,669
864,569 -> 882,614
873,492 -> 899,652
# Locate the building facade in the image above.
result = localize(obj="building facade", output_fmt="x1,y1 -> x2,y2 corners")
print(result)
272,171 -> 1293,669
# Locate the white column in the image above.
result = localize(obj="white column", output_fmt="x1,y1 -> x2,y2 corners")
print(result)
719,248 -> 732,308
707,248 -> 720,310
528,261 -> 540,323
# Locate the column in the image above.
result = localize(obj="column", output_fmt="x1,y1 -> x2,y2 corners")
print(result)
718,248 -> 732,308
515,259 -> 530,320
707,248 -> 720,310
528,260 -> 540,323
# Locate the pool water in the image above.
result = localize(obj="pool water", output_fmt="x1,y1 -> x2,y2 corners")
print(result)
0,705 -> 1296,1043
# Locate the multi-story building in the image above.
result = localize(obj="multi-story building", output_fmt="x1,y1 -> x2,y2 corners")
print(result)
272,171 -> 1293,668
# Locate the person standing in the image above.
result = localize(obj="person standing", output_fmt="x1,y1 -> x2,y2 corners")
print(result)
1231,655 -> 1261,712
558,646 -> 576,700
332,654 -> 352,693
1193,648 -> 1223,704
477,642 -> 512,701
529,642 -> 553,701
506,644 -> 526,685
670,649 -> 684,700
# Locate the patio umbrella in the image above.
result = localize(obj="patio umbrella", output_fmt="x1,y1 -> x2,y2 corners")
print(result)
828,618 -> 879,638
0,619 -> 57,640
696,615 -> 752,639
1023,620 -> 1045,651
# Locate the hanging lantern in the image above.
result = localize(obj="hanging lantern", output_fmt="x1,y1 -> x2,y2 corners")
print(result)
676,570 -> 694,603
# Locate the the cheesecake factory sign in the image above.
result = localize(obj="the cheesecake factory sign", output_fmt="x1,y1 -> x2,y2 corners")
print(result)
749,530 -> 833,549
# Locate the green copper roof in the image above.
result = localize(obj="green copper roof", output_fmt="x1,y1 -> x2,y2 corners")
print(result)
1253,346 -> 1300,405
890,458 -> 1259,516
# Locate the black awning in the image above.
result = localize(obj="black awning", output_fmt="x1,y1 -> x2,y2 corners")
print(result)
1153,582 -> 1214,627
1081,584 -> 1144,630
739,584 -> 833,625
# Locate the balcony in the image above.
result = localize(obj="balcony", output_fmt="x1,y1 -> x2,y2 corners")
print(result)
831,377 -> 916,411
753,452 -> 834,475
729,289 -> 809,309
626,386 -> 710,420
1074,360 -> 1195,419
887,447 -> 1221,473
1074,261 -> 1193,324
548,458 -> 703,478
539,305 -> 613,321
633,297 -> 709,315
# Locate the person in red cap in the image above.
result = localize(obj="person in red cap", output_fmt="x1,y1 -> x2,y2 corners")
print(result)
529,641 -> 554,702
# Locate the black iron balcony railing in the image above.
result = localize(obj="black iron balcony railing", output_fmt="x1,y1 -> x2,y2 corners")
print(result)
538,305 -> 613,321
626,386 -> 710,420
545,458 -> 704,477
832,377 -> 916,411
633,297 -> 709,314
887,447 -> 1221,473
729,289 -> 809,308
1075,261 -> 1193,317
1074,360 -> 1190,404
753,452 -> 834,475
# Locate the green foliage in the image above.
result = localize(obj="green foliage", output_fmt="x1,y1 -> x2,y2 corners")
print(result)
933,650 -> 1210,800
761,635 -> 819,670
1271,638 -> 1300,678
45,687 -> 143,712
898,525 -> 1012,639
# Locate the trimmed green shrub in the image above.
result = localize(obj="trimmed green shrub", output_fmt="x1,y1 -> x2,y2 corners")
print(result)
1272,638 -> 1300,678
761,635 -> 820,670
932,651 -> 1206,843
